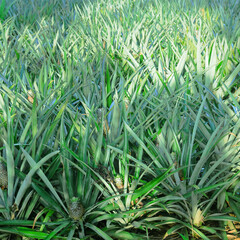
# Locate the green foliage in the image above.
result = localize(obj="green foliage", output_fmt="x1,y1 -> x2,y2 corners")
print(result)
0,0 -> 240,239
0,0 -> 9,21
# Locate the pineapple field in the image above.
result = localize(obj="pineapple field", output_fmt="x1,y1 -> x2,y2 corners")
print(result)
0,0 -> 240,239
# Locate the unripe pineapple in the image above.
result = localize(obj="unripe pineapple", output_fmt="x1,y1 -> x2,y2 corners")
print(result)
124,97 -> 130,111
114,174 -> 123,190
0,161 -> 8,190
27,89 -> 38,105
68,197 -> 84,221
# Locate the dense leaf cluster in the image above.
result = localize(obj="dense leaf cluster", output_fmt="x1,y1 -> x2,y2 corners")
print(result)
0,0 -> 239,239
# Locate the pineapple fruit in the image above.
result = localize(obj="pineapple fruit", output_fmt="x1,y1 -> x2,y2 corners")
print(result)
0,161 -> 8,190
68,197 -> 84,221
114,174 -> 124,190
27,89 -> 38,105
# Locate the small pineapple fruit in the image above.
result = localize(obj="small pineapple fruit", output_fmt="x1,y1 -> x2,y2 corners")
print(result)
68,197 -> 84,221
114,174 -> 124,190
0,161 -> 8,190
27,90 -> 38,105
124,97 -> 130,111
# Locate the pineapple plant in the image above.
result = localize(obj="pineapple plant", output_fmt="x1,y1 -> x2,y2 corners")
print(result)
68,197 -> 84,221
0,159 -> 8,190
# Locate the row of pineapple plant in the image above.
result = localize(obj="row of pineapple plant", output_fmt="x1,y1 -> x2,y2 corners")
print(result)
0,0 -> 240,239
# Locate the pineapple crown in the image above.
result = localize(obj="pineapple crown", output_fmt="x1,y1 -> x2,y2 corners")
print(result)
28,89 -> 35,97
70,197 -> 80,203
115,174 -> 122,180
